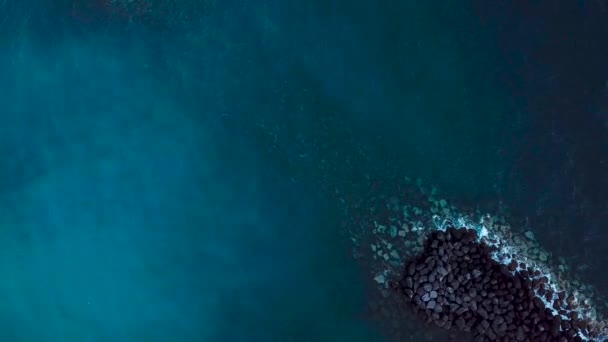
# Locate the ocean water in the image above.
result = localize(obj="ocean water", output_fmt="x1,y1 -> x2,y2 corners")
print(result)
0,1 -> 607,341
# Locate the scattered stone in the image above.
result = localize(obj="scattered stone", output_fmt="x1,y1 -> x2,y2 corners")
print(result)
390,225 -> 398,237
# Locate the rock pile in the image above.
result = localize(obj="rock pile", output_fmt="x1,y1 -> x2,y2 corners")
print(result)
395,227 -> 597,342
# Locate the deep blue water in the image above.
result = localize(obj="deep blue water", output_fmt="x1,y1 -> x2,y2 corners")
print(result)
0,1 -> 607,341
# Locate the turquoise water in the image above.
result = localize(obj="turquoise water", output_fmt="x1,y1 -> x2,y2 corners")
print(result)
1,1 -> 607,341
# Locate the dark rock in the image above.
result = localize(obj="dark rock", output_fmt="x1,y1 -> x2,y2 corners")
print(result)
396,227 -> 595,342
404,288 -> 414,298
515,326 -> 525,341
533,297 -> 545,310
